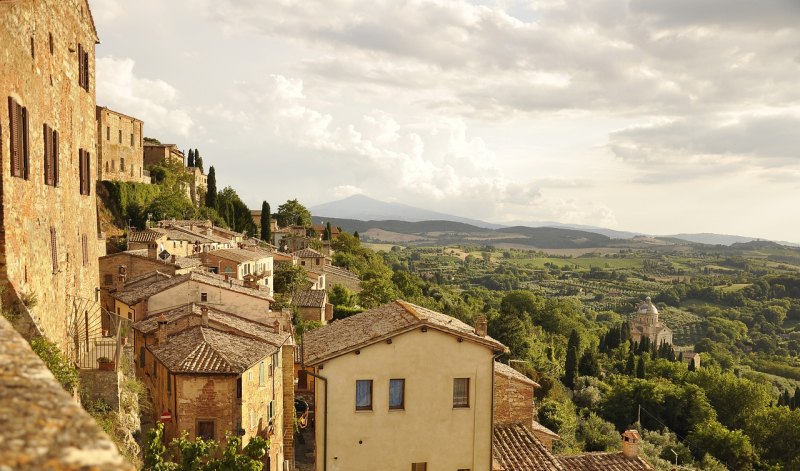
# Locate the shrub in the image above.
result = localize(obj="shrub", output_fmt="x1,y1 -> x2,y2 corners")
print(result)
30,337 -> 79,392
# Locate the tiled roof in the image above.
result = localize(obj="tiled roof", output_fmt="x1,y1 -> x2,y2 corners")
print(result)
157,219 -> 212,228
149,326 -> 276,374
206,248 -> 269,264
557,453 -> 655,470
292,248 -> 325,258
321,265 -> 360,280
128,228 -> 167,243
493,423 -> 565,471
100,250 -> 202,270
531,421 -> 560,440
114,270 -> 274,305
134,303 -> 289,346
495,362 -> 541,388
168,226 -> 231,244
293,289 -> 327,308
303,300 -> 506,365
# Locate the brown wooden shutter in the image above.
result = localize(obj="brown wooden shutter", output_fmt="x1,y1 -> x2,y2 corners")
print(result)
83,51 -> 90,91
82,234 -> 88,266
77,43 -> 84,88
52,129 -> 59,187
9,98 -> 20,177
78,149 -> 85,194
84,151 -> 91,195
21,105 -> 29,179
43,124 -> 52,185
50,227 -> 57,272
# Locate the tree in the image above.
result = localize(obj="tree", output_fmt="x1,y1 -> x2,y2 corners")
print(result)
579,350 -> 600,377
687,420 -> 757,470
636,356 -> 646,379
357,277 -> 398,308
194,149 -> 203,172
354,230 -> 359,239
275,199 -> 311,227
205,166 -> 217,209
564,345 -> 579,388
578,413 -> 620,452
260,201 -> 271,242
489,312 -> 530,360
325,221 -> 332,241
626,349 -> 636,375
187,149 -> 195,167
274,264 -> 307,295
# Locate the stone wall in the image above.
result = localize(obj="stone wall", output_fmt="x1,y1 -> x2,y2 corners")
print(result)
80,368 -> 121,410
493,370 -> 535,429
0,0 -> 102,352
96,107 -> 148,183
282,344 -> 295,471
0,314 -> 132,470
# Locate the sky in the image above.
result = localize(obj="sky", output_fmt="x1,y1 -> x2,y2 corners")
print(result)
91,0 -> 800,241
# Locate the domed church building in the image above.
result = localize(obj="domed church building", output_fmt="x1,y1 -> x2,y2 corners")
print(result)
630,297 -> 673,346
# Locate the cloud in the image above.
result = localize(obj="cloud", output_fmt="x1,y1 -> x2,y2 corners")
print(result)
333,185 -> 365,198
96,56 -> 194,137
90,0 -> 123,23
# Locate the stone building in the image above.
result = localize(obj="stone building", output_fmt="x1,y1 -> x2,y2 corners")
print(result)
303,300 -> 506,471
96,106 -> 149,183
292,288 -> 332,324
143,141 -> 184,166
186,165 -> 206,206
293,247 -> 329,269
132,304 -> 295,471
201,247 -> 274,296
318,264 -> 362,293
629,297 -> 673,346
0,0 -> 102,352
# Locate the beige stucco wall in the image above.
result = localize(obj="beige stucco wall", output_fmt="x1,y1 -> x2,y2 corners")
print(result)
314,328 -> 495,471
241,352 -> 285,471
147,280 -> 272,322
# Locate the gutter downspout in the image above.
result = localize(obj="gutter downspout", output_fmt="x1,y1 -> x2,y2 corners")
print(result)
490,350 -> 504,470
301,336 -> 328,471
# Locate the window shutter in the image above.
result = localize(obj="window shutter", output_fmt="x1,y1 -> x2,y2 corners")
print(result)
77,43 -> 83,87
84,151 -> 91,195
8,98 -> 20,177
83,51 -> 90,91
21,106 -> 29,179
82,234 -> 88,266
43,124 -> 52,185
50,227 -> 58,272
78,149 -> 84,194
53,129 -> 59,186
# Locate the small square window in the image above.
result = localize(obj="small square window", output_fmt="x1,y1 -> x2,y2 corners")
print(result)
411,463 -> 427,471
356,379 -> 373,411
201,292 -> 208,302
453,378 -> 469,408
197,420 -> 215,440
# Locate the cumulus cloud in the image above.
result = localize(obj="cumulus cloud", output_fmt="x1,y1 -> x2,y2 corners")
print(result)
96,57 -> 194,137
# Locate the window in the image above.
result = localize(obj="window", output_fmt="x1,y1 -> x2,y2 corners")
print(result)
48,32 -> 53,54
78,149 -> 91,195
453,378 -> 470,408
8,97 -> 30,179
197,420 -> 215,441
249,411 -> 255,430
139,347 -> 145,368
106,126 -> 110,141
389,379 -> 405,410
120,157 -> 125,172
130,133 -> 134,146
236,377 -> 242,399
42,123 -> 59,186
259,361 -> 265,385
411,463 -> 427,471
104,274 -> 113,285
118,129 -> 122,144
356,380 -> 373,411
77,43 -> 89,91
49,227 -> 58,272
30,36 -> 34,58
200,292 -> 208,302
81,234 -> 88,266
268,400 -> 274,423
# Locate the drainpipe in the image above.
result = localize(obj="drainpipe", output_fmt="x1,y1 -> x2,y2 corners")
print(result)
489,349 -> 504,469
301,337 -> 328,471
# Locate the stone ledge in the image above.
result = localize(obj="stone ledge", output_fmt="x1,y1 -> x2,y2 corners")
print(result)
0,315 -> 132,471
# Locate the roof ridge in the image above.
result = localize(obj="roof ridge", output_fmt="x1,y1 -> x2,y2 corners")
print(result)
198,326 -> 235,368
396,299 -> 424,320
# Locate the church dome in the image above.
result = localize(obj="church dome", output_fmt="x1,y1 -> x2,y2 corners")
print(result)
637,296 -> 658,315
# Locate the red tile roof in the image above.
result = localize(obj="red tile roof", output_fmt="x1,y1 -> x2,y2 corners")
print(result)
493,423 -> 565,471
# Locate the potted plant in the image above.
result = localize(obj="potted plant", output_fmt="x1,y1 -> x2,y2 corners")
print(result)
97,356 -> 115,371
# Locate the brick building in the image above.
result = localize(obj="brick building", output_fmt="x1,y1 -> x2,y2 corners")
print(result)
0,0 -> 102,352
292,288 -> 332,324
96,106 -> 149,183
132,303 -> 295,471
143,141 -> 184,166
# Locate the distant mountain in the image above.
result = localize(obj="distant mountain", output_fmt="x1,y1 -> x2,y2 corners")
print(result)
504,220 -> 642,239
310,195 -> 504,229
665,233 -> 799,247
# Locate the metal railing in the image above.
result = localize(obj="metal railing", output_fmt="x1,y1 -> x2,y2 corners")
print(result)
66,295 -> 133,370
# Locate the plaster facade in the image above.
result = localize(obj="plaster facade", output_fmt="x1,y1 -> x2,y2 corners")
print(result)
312,327 -> 495,471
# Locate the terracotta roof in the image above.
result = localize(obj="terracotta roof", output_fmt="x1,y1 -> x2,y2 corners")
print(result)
493,423 -> 565,471
531,421 -> 560,440
100,250 -> 201,270
149,326 -> 277,374
114,271 -> 274,305
206,248 -> 270,264
321,265 -> 360,280
303,300 -> 506,365
292,248 -> 325,258
128,228 -> 167,243
293,289 -> 327,308
495,362 -> 541,388
157,219 -> 212,228
557,453 -> 655,470
134,303 -> 289,346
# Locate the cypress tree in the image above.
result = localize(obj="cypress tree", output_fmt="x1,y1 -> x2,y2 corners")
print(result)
793,387 -> 800,410
688,357 -> 696,372
354,231 -> 359,239
564,345 -> 579,388
260,201 -> 270,242
636,356 -> 646,379
187,149 -> 195,167
626,349 -> 636,375
195,149 -> 203,172
678,351 -> 684,363
205,166 -> 217,209
325,221 -> 332,241
578,350 -> 600,377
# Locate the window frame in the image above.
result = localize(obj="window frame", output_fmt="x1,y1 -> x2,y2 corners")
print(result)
355,379 -> 373,411
453,377 -> 470,408
196,419 -> 215,441
389,378 -> 405,410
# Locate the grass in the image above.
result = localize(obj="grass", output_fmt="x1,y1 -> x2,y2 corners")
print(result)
714,283 -> 752,293
506,256 -> 644,270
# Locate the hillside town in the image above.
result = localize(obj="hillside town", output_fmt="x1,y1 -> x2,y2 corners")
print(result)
4,1 -> 800,471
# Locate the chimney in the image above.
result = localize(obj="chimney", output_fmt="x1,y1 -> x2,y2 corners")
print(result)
171,254 -> 176,264
474,315 -> 488,337
148,242 -> 158,259
622,429 -> 641,459
157,315 -> 168,345
201,306 -> 209,327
